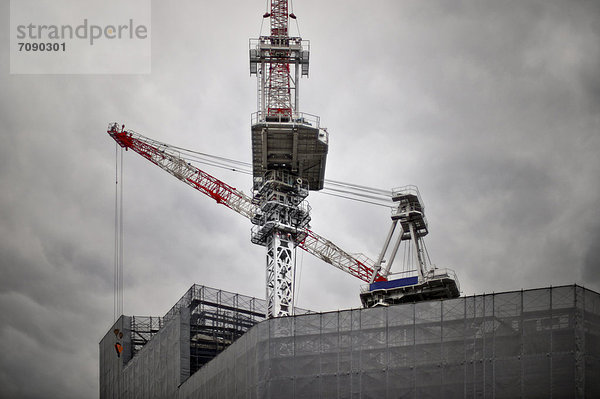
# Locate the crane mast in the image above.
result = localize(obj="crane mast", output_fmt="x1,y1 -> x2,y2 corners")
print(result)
249,0 -> 328,317
264,0 -> 292,116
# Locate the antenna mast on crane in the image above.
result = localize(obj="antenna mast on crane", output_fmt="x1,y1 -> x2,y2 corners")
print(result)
249,1 -> 328,317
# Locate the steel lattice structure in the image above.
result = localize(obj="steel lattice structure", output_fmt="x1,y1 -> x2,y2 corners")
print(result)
300,230 -> 380,283
251,0 -> 324,317
250,2 -> 309,121
265,0 -> 291,116
108,125 -> 257,220
107,124 -> 386,288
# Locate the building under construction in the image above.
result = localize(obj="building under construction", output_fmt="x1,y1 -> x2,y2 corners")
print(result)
100,284 -> 600,398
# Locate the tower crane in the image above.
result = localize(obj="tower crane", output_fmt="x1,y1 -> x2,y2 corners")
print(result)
107,0 -> 459,318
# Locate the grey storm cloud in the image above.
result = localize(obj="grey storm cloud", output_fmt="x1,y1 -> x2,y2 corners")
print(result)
1,0 -> 599,397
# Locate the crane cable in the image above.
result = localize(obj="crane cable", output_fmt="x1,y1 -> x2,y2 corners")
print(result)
289,0 -> 301,38
167,144 -> 395,208
119,149 -> 124,318
259,0 -> 268,36
114,144 -> 124,322
113,144 -> 118,321
294,246 -> 304,311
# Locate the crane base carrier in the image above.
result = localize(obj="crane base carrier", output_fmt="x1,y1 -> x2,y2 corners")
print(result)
360,270 -> 460,308
359,186 -> 460,308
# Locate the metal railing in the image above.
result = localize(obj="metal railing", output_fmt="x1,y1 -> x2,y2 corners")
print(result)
251,111 -> 320,128
391,185 -> 422,201
425,267 -> 460,292
360,267 -> 460,294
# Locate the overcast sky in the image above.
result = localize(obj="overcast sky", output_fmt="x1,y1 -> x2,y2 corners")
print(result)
1,0 -> 599,397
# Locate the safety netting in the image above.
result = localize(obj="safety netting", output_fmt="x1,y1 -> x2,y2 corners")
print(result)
101,285 -> 600,398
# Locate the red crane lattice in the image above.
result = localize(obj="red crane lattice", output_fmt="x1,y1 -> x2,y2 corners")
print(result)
108,123 -> 386,283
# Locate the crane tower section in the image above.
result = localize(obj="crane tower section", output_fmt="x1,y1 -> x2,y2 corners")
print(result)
250,1 -> 328,318
249,1 -> 328,191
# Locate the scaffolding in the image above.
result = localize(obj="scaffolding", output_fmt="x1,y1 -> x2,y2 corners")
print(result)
124,284 -> 313,374
130,316 -> 163,355
100,284 -> 600,398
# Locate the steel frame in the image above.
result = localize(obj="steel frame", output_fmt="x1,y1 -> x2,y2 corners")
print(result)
108,123 -> 386,289
251,170 -> 311,317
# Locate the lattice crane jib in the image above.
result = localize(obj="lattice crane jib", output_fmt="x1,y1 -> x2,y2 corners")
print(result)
106,124 -> 386,314
108,124 -> 257,220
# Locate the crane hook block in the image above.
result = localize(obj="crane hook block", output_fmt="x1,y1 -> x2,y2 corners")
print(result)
114,342 -> 123,358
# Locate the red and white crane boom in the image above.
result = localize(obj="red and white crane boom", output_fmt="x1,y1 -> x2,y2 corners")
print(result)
108,123 -> 386,283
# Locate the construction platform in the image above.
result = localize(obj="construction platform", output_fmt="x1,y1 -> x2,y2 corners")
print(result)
251,112 -> 328,191
360,268 -> 461,308
100,284 -> 600,398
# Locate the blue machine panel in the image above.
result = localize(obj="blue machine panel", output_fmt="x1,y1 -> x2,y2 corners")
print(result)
369,276 -> 419,291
